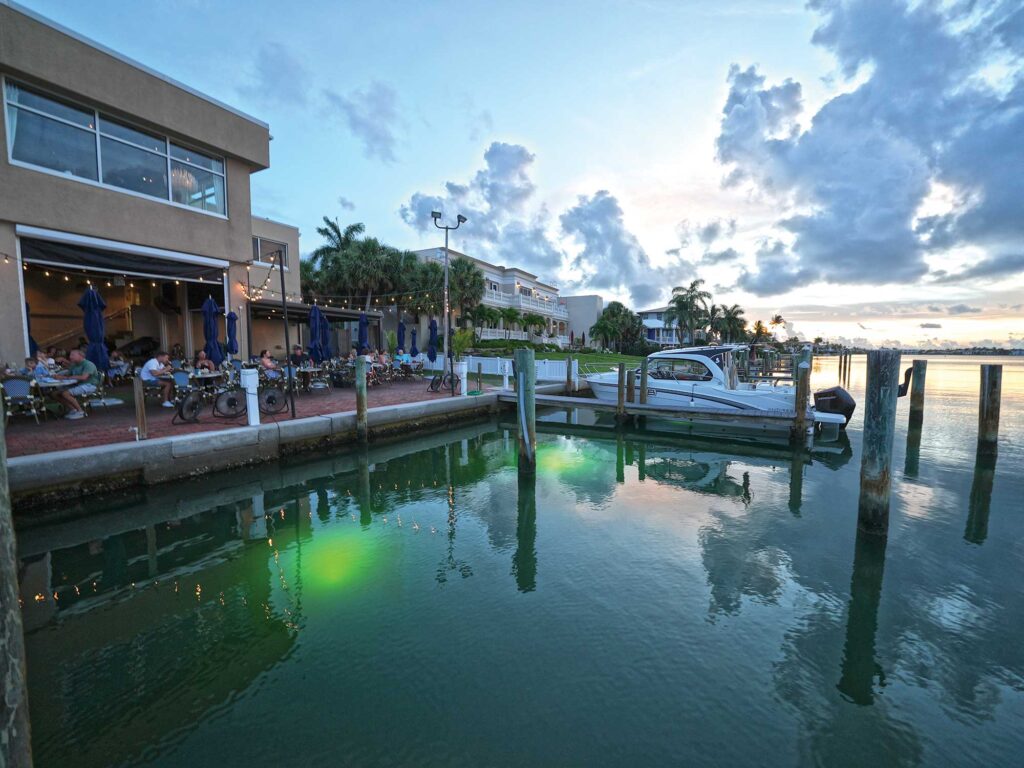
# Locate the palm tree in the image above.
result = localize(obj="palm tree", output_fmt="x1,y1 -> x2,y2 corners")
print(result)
664,279 -> 711,345
449,257 -> 485,327
751,320 -> 770,342
413,261 -> 444,317
499,307 -> 521,339
589,315 -> 615,350
521,312 -> 546,338
770,313 -> 785,340
721,304 -> 746,343
311,218 -> 364,266
704,303 -> 725,343
343,237 -> 389,310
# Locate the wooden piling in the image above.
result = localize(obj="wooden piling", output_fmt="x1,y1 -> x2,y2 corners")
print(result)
639,359 -> 649,405
565,354 -> 573,393
477,362 -> 483,393
909,359 -> 927,427
626,369 -> 636,405
792,360 -> 811,445
515,348 -> 537,475
0,417 -> 32,768
615,362 -> 626,421
977,364 -> 1002,455
355,357 -> 368,443
132,375 -> 148,440
858,349 -> 902,535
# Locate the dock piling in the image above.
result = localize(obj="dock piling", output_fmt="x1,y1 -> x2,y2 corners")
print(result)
626,369 -> 636,406
977,364 -> 1002,455
515,348 -> 537,475
132,376 -> 148,440
909,359 -> 927,427
355,357 -> 368,443
615,363 -> 627,422
792,358 -> 811,445
477,362 -> 483,393
565,354 -> 573,393
857,349 -> 902,535
639,359 -> 649,405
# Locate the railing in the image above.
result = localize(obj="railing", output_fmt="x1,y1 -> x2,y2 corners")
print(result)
477,327 -> 529,341
38,306 -> 134,348
481,290 -> 570,319
418,354 -> 579,384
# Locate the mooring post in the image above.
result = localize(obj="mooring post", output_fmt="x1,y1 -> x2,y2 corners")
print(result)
909,359 -> 927,427
565,354 -> 573,394
626,369 -> 636,405
639,358 -> 649,405
858,349 -> 902,535
515,348 -> 536,475
0,417 -> 32,768
791,358 -> 811,445
977,364 -> 1002,455
355,357 -> 368,443
615,362 -> 626,421
132,375 -> 148,440
477,362 -> 483,393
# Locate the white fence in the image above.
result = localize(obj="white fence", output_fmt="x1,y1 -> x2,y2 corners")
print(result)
418,354 -> 579,387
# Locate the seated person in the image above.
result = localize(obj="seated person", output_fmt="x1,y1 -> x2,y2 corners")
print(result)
396,348 -> 412,365
347,348 -> 357,364
290,345 -> 310,367
33,351 -> 54,380
52,349 -> 101,420
360,347 -> 373,364
379,351 -> 391,367
259,350 -> 282,379
17,357 -> 36,376
193,350 -> 216,372
140,351 -> 175,407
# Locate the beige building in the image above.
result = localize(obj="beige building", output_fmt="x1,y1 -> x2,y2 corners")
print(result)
0,2 -> 370,366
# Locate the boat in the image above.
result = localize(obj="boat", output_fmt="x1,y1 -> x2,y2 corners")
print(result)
582,345 -> 855,441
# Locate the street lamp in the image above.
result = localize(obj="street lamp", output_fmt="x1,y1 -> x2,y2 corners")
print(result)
432,211 -> 467,396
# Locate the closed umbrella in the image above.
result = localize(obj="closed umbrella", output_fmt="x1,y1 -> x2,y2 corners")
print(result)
320,316 -> 332,360
226,312 -> 239,356
427,318 -> 438,363
410,328 -> 419,357
26,303 -> 38,357
397,320 -> 406,351
201,296 -> 224,365
307,304 -> 326,363
357,312 -> 369,351
570,330 -> 574,346
78,287 -> 109,371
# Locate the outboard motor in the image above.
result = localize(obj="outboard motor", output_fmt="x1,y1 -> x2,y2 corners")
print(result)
813,386 -> 856,428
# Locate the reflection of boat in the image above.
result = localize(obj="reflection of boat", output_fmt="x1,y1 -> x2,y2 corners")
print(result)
583,346 -> 854,440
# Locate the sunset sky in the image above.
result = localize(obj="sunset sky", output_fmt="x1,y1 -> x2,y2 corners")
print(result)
22,0 -> 1023,348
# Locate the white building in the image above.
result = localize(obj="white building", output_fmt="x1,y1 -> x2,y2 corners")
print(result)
637,306 -> 691,347
414,248 -> 572,346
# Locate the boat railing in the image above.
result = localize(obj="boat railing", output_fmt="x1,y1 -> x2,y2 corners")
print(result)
579,362 -> 622,378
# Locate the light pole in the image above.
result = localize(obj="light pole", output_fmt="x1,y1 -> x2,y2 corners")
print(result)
432,211 -> 467,396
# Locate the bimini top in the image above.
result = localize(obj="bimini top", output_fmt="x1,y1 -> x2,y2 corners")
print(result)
651,345 -> 748,360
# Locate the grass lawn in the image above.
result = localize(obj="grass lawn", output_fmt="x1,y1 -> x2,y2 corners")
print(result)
532,351 -> 645,368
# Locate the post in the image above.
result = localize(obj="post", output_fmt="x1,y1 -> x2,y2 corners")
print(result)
977,364 -> 1002,455
639,358 -> 649,405
514,348 -> 536,475
477,362 -> 483,393
792,361 -> 811,444
240,368 -> 260,426
277,251 -> 296,418
355,357 -> 368,443
858,349 -> 901,535
615,362 -> 626,421
132,375 -> 148,440
565,354 -> 572,394
626,369 -> 636,405
0,417 -> 32,767
502,359 -> 510,391
909,359 -> 927,427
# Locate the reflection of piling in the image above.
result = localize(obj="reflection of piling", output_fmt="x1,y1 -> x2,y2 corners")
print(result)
0,417 -> 32,767
903,423 -> 923,479
616,363 -> 627,422
638,443 -> 647,481
513,472 -> 538,592
355,357 -> 368,443
357,450 -> 372,526
909,359 -> 927,427
858,350 -> 901,535
788,451 -> 804,514
514,348 -> 537,475
965,451 -> 996,545
146,523 -> 158,577
837,529 -> 888,706
977,364 -> 1002,456
616,433 -> 625,484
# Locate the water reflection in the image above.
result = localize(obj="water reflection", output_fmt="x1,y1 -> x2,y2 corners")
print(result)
513,472 -> 538,592
904,423 -> 923,478
964,452 -> 996,545
837,531 -> 888,705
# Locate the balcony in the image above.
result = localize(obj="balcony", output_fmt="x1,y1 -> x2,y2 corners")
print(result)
481,289 -> 569,319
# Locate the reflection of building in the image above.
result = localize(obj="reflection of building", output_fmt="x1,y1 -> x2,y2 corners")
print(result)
0,4 -> 375,364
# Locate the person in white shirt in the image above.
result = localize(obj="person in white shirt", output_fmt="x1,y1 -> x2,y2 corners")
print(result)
140,351 -> 175,407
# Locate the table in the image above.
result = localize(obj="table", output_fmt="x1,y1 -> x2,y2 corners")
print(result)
36,380 -> 76,392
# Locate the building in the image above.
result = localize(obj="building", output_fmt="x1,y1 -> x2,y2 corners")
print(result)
637,306 -> 688,347
562,295 -> 603,345
414,248 -> 572,346
0,2 -> 373,365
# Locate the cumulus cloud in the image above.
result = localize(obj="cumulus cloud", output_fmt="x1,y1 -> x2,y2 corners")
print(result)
337,196 -> 356,211
701,247 -> 741,265
919,322 -> 943,329
946,304 -> 982,315
934,253 -> 1024,283
238,43 -> 310,106
323,82 -> 401,162
716,0 -> 1024,296
735,240 -> 816,296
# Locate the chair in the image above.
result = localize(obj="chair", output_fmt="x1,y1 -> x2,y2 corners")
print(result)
172,370 -> 193,401
2,377 -> 44,425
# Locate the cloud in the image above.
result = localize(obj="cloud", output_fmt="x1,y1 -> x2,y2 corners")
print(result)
238,43 -> 309,106
701,247 -> 741,265
337,196 -> 356,211
934,253 -> 1024,283
714,0 -> 1024,295
678,218 -> 737,247
919,322 -> 943,328
735,240 -> 816,296
323,82 -> 401,162
946,304 -> 982,315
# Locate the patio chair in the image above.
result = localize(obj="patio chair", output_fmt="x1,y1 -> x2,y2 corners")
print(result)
2,377 -> 44,425
172,370 -> 193,401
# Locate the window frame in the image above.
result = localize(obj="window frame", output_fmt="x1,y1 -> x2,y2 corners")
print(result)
252,236 -> 289,270
3,76 -> 228,219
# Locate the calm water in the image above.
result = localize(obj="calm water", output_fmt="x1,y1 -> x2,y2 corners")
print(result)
17,355 -> 1023,767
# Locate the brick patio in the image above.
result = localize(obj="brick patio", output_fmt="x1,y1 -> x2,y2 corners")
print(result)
3,379 -> 481,458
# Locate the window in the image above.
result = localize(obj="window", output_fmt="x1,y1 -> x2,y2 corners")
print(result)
4,79 -> 227,216
650,358 -> 713,382
252,237 -> 288,269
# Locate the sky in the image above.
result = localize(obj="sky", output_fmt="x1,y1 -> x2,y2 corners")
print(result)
21,0 -> 1024,348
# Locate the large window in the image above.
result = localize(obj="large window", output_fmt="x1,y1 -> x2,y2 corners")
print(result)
252,237 -> 288,269
4,79 -> 227,216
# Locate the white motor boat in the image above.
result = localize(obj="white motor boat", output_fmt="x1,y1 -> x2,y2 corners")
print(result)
583,345 -> 854,441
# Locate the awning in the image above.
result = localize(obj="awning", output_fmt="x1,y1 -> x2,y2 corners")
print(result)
249,300 -> 382,322
19,237 -> 224,283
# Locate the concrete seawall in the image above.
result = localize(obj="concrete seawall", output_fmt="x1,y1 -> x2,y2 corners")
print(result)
9,384 -> 568,512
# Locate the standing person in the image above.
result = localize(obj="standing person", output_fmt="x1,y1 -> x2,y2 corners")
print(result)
140,351 -> 175,407
52,349 -> 100,420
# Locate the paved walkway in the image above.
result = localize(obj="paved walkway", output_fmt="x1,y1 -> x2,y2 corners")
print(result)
4,379 -> 472,458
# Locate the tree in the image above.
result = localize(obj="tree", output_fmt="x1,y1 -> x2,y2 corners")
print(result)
449,257 -> 485,327
343,237 -> 389,310
704,303 -> 725,342
751,320 -> 770,342
664,279 -> 711,345
721,304 -> 747,343
590,301 -> 643,351
499,307 -> 521,339
521,312 -> 546,337
770,313 -> 785,340
413,261 -> 444,317
589,314 -> 615,350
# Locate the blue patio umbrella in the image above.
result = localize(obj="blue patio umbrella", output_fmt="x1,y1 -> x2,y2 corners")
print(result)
226,311 -> 239,355
78,287 -> 109,371
357,312 -> 369,351
201,296 -> 224,365
410,329 -> 419,357
320,315 -> 332,359
397,320 -> 406,351
427,318 -> 438,363
307,304 -> 326,363
26,303 -> 38,356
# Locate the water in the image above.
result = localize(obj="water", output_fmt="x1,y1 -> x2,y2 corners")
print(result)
17,355 -> 1023,767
